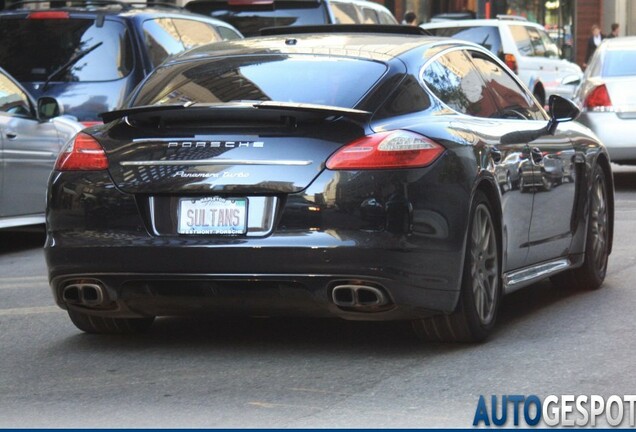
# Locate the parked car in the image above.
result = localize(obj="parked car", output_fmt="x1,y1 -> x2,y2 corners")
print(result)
574,36 -> 636,164
518,152 -> 564,192
45,26 -> 613,342
0,1 -> 243,124
494,152 -> 523,192
421,16 -> 583,105
184,0 -> 397,37
0,67 -> 82,229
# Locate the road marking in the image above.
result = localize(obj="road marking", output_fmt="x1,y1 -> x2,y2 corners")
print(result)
0,276 -> 48,283
0,282 -> 49,290
289,387 -> 351,396
0,306 -> 61,316
249,401 -> 320,410
0,276 -> 48,290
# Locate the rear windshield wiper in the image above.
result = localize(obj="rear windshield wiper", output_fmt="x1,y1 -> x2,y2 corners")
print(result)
42,41 -> 103,90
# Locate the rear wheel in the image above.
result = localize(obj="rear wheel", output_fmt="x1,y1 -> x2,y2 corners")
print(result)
533,86 -> 545,107
413,191 -> 501,342
551,164 -> 609,290
67,309 -> 155,334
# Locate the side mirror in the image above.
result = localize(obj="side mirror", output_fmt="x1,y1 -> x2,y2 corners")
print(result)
561,74 -> 581,86
547,95 -> 580,134
37,96 -> 63,121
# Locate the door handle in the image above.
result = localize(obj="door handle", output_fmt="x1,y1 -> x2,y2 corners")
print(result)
531,147 -> 544,165
5,131 -> 17,140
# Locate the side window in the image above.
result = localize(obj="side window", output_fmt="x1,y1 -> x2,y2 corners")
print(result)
330,2 -> 360,24
217,26 -> 242,41
378,10 -> 396,24
375,75 -> 431,119
0,72 -> 31,116
360,7 -> 379,24
143,18 -> 184,68
469,52 -> 546,121
509,25 -> 533,57
537,28 -> 560,58
430,26 -> 503,58
421,50 -> 498,118
172,19 -> 221,50
526,27 -> 546,57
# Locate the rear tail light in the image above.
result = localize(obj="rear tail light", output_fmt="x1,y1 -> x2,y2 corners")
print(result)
28,11 -> 69,19
326,130 -> 444,170
504,54 -> 518,74
55,132 -> 108,171
80,121 -> 103,128
584,84 -> 613,111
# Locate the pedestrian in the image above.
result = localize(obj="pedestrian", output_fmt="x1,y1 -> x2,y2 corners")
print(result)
585,24 -> 603,68
402,11 -> 417,26
607,22 -> 619,39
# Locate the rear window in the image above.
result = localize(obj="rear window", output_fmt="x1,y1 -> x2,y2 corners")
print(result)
602,49 -> 636,77
511,25 -> 561,58
132,55 -> 387,108
429,26 -> 502,57
187,1 -> 328,37
143,18 -> 221,68
0,18 -> 132,82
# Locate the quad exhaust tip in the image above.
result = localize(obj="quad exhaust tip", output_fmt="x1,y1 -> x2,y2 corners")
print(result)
331,284 -> 390,310
62,282 -> 106,307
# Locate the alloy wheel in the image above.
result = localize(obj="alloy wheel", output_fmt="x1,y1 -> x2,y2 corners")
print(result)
590,174 -> 609,273
470,204 -> 499,325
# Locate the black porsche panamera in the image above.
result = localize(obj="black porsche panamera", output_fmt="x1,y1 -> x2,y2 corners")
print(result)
45,26 -> 614,341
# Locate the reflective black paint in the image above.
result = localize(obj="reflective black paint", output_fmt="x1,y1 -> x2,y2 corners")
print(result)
45,35 -> 613,321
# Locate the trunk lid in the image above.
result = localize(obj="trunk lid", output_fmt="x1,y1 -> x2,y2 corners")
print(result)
97,103 -> 369,194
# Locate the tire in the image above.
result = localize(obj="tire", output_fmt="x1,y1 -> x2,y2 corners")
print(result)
551,164 -> 610,291
413,191 -> 501,342
67,309 -> 155,334
533,87 -> 545,107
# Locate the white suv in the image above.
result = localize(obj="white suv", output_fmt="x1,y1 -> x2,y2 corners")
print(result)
421,17 -> 582,106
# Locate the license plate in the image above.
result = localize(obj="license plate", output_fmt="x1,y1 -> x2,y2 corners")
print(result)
178,197 -> 247,235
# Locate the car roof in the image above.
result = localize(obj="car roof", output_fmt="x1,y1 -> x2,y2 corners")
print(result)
0,3 -> 229,21
421,18 -> 543,29
600,36 -> 636,50
169,33 -> 472,64
0,3 -> 242,34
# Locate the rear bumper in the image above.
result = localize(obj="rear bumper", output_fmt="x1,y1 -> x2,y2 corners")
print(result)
45,157 -> 471,320
578,111 -> 636,162
46,234 -> 463,320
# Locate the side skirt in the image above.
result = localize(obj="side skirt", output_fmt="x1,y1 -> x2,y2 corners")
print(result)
503,254 -> 585,294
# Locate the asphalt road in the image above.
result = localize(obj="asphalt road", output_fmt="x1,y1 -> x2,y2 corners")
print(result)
1,166 -> 636,428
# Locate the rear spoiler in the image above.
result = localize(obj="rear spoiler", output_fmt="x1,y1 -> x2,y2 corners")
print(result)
261,24 -> 431,37
100,101 -> 372,124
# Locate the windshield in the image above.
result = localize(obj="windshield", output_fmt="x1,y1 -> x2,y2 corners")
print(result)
0,18 -> 132,82
132,55 -> 387,108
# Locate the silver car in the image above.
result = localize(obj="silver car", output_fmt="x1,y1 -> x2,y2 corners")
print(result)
0,67 -> 82,229
575,37 -> 636,164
